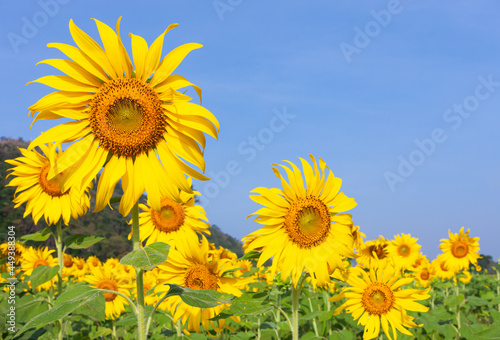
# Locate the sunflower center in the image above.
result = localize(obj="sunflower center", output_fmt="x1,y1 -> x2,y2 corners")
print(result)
38,163 -> 66,197
64,257 -> 73,268
98,281 -> 118,302
33,259 -> 49,269
451,241 -> 469,258
89,78 -> 166,157
398,244 -> 410,257
91,258 -> 99,267
184,264 -> 219,291
76,262 -> 84,270
440,261 -> 448,272
420,269 -> 430,280
368,244 -> 387,260
151,198 -> 185,233
361,282 -> 395,315
284,196 -> 330,248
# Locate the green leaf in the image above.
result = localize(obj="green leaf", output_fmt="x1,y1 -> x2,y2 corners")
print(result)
211,291 -> 272,320
18,289 -> 104,335
16,295 -> 49,324
120,242 -> 170,270
55,285 -> 105,321
238,250 -> 261,261
30,265 -> 59,289
21,228 -> 51,242
163,283 -> 235,308
65,234 -> 104,249
466,296 -> 488,306
89,328 -> 112,339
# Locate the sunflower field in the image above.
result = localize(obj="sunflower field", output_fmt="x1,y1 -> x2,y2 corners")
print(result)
1,17 -> 500,340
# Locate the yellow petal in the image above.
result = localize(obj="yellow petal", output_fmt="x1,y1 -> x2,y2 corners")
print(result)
129,33 -> 148,80
93,18 -> 127,78
36,58 -> 102,87
142,24 -> 178,81
69,19 -> 117,78
28,120 -> 90,150
150,42 -> 202,87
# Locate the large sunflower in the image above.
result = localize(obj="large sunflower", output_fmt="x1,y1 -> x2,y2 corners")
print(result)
21,246 -> 58,291
132,178 -> 210,246
156,237 -> 246,335
85,264 -> 131,320
28,18 -> 219,216
6,143 -> 91,225
332,264 -> 430,340
244,155 -> 356,287
386,233 -> 421,270
439,227 -> 480,272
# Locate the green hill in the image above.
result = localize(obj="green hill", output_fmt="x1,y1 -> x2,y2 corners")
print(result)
0,137 -> 243,260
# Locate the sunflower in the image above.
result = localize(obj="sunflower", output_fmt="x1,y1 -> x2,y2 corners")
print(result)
244,155 -> 356,287
6,143 -> 91,225
356,237 -> 390,269
85,264 -> 131,320
21,246 -> 58,291
0,242 -> 25,265
439,227 -> 480,272
387,234 -> 421,270
351,225 -> 365,251
71,257 -> 88,281
62,253 -> 75,279
132,179 -> 210,246
431,255 -> 455,280
27,18 -> 219,216
332,264 -> 430,340
86,255 -> 101,269
156,237 -> 247,335
413,262 -> 434,288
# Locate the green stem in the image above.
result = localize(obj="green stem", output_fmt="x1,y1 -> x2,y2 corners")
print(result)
323,290 -> 332,336
132,202 -> 147,340
291,275 -> 306,340
273,306 -> 293,331
54,220 -> 64,340
497,267 -> 500,312
307,294 -> 319,337
454,284 -> 461,339
176,318 -> 182,337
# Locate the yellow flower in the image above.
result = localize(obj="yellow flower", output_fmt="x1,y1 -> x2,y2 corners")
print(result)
0,242 -> 25,265
71,256 -> 88,281
431,255 -> 456,280
85,264 -> 131,320
20,246 -> 58,291
156,237 -> 247,335
62,253 -> 75,279
387,233 -> 421,270
357,237 -> 390,269
244,155 -> 356,287
6,143 -> 91,225
132,180 -> 210,246
458,270 -> 472,284
351,225 -> 366,251
439,227 -> 480,272
86,255 -> 101,269
28,18 -> 219,216
332,264 -> 430,340
413,263 -> 435,288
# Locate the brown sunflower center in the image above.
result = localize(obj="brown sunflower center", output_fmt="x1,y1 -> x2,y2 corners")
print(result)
151,198 -> 185,233
184,264 -> 219,290
398,244 -> 410,257
420,269 -> 430,281
451,241 -> 469,258
38,163 -> 66,197
64,257 -> 73,268
33,259 -> 49,269
368,244 -> 388,260
284,196 -> 330,248
76,262 -> 84,270
89,78 -> 166,157
361,282 -> 395,315
440,261 -> 448,272
98,281 -> 118,302
91,258 -> 99,267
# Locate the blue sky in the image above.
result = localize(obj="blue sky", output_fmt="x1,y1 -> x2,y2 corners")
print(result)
1,1 -> 499,260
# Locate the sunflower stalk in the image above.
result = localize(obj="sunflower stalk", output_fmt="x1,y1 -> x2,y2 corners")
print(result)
54,220 -> 64,340
291,275 -> 306,340
131,202 -> 147,340
306,290 -> 319,337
